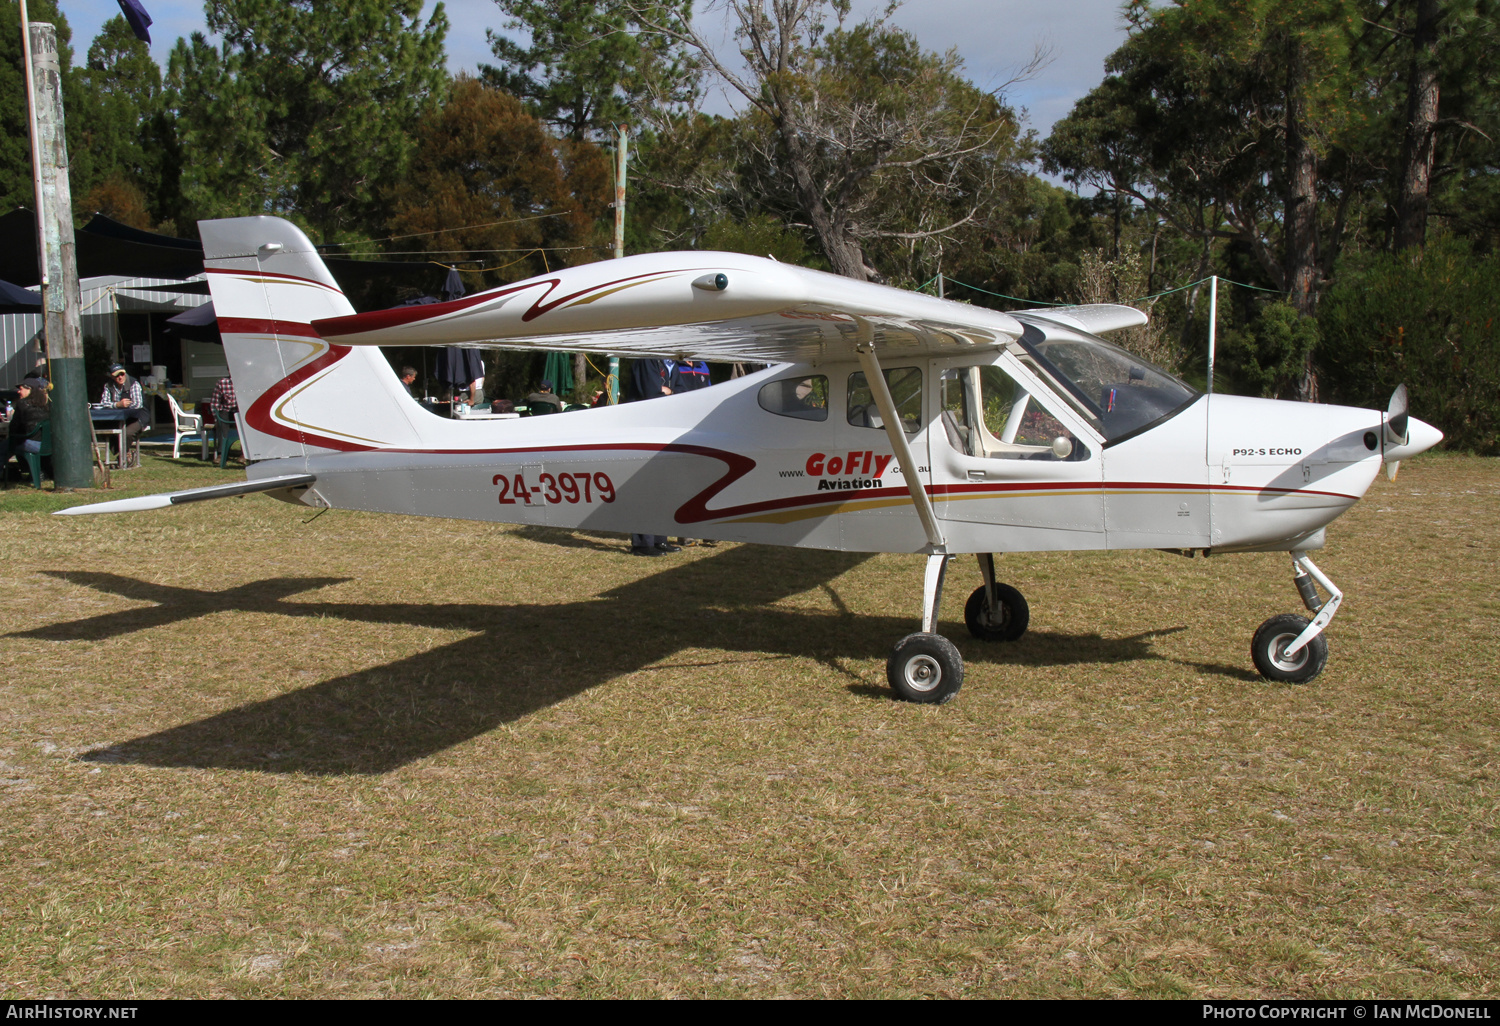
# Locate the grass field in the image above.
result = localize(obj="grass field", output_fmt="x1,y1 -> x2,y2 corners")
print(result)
0,451 -> 1496,998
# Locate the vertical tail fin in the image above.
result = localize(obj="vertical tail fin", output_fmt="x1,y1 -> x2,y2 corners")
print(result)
199,216 -> 425,461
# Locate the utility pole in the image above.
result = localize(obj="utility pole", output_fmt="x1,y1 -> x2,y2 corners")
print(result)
1206,275 -> 1218,398
22,7 -> 91,490
607,123 -> 629,405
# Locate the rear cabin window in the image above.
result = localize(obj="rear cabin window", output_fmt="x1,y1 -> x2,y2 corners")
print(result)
758,375 -> 829,421
847,367 -> 922,434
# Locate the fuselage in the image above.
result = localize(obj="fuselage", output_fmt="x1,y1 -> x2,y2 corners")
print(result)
253,356 -> 1391,556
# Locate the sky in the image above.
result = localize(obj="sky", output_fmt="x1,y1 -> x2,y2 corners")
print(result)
48,0 -> 1131,139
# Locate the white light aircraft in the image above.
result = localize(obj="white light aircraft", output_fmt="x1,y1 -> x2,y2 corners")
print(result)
59,217 -> 1443,703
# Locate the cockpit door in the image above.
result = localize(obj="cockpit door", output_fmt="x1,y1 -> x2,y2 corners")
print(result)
929,354 -> 1106,552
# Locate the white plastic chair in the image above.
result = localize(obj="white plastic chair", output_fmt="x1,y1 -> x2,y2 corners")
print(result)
164,392 -> 203,459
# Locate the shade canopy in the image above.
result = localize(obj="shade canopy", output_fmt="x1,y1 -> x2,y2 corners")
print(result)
0,278 -> 42,315
0,210 -> 446,305
164,301 -> 221,343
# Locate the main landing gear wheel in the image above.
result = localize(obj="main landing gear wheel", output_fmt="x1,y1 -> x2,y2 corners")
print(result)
1251,614 -> 1328,684
887,633 -> 964,704
964,584 -> 1029,642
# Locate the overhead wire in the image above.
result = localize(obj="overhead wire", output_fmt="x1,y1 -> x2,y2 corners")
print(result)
318,211 -> 576,249
920,272 -> 1291,307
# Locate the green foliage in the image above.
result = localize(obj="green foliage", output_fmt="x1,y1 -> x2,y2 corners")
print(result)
1219,303 -> 1322,400
1319,239 -> 1500,453
384,76 -> 611,289
482,0 -> 698,142
0,2 -> 80,216
71,16 -> 164,228
167,0 -> 449,243
699,215 -> 811,265
1045,0 -> 1366,312
643,2 -> 1029,281
1075,248 -> 1178,369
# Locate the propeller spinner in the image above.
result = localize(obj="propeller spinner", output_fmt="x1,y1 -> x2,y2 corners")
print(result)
1382,383 -> 1442,480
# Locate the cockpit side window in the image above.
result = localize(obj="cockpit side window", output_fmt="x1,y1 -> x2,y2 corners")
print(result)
848,367 -> 922,434
939,364 -> 1091,461
758,375 -> 828,421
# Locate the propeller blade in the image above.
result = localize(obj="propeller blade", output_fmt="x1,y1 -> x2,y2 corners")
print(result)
1386,459 -> 1400,481
1387,383 -> 1409,444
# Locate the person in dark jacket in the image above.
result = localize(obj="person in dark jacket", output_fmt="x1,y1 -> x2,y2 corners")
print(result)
625,359 -> 680,556
671,360 -> 712,392
628,358 -> 673,403
3,377 -> 50,482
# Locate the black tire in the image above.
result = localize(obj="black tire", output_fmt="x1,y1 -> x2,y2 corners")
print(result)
887,633 -> 964,704
1251,614 -> 1328,684
964,583 -> 1029,641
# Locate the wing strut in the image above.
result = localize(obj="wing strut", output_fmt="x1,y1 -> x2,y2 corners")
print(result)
854,318 -> 945,552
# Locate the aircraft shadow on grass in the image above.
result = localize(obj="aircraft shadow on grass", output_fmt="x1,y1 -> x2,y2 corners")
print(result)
19,544 -> 1196,775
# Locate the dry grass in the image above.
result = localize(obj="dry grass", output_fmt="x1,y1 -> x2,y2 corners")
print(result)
0,452 -> 1496,998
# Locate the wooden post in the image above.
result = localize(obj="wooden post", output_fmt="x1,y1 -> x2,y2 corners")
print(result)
608,123 -> 629,405
25,15 -> 91,490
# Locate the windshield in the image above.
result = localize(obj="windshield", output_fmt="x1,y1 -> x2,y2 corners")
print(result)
1016,330 -> 1198,442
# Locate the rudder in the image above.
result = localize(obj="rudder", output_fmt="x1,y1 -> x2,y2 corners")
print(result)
199,216 -> 425,462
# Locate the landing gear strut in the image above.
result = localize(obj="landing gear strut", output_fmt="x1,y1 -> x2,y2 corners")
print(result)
964,553 -> 1028,641
887,553 -> 965,704
885,553 -> 1032,704
1251,550 -> 1341,684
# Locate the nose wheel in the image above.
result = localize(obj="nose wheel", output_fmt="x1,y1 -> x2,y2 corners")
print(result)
1251,551 -> 1341,684
1251,613 -> 1328,683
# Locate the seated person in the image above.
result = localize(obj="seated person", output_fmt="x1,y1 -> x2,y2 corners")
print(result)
99,363 -> 145,464
525,379 -> 565,415
3,377 -> 50,481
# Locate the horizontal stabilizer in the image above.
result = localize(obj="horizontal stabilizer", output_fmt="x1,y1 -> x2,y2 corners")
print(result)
53,474 -> 316,516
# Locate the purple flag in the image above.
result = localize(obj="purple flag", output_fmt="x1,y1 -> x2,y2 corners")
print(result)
116,0 -> 153,44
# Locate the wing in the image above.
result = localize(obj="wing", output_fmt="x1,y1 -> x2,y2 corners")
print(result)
1010,304 -> 1149,335
312,251 -> 1029,364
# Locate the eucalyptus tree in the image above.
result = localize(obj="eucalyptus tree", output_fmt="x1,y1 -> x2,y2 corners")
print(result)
1047,0 -> 1367,320
1361,0 -> 1499,249
385,75 -> 612,286
632,0 -> 1031,283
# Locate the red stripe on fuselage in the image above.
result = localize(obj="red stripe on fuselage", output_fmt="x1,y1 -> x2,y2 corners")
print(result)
312,266 -> 723,338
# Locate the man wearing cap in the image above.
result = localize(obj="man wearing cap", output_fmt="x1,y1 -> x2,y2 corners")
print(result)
100,363 -> 145,465
525,379 -> 565,415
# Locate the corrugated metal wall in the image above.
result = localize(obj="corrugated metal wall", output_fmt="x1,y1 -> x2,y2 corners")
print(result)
0,275 -> 208,388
